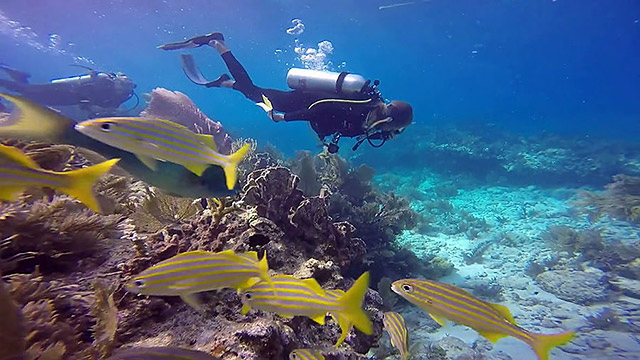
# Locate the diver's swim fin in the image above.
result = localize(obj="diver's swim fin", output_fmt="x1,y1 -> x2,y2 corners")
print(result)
157,32 -> 224,51
179,54 -> 229,87
0,64 -> 30,84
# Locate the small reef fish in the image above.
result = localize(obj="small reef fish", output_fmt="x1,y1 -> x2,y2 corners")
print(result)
126,250 -> 271,311
74,116 -> 250,190
106,346 -> 220,360
241,272 -> 372,337
0,92 -> 234,198
289,348 -> 325,360
0,144 -> 118,212
391,279 -> 575,360
383,311 -> 409,360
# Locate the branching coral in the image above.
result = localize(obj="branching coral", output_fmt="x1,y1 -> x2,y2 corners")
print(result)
574,174 -> 640,223
131,188 -> 202,233
90,280 -> 118,359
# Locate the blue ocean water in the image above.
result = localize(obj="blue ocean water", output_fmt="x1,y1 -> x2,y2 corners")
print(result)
1,0 -> 638,155
2,2 -> 640,360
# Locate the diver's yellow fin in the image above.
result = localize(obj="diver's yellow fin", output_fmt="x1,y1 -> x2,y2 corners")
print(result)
256,94 -> 273,112
58,158 -> 119,213
184,163 -> 209,176
310,313 -> 325,325
478,330 -> 508,344
338,272 -> 372,335
0,185 -> 26,202
135,154 -> 158,171
222,143 -> 251,190
0,92 -> 73,141
180,293 -> 204,312
490,303 -> 516,325
0,144 -> 40,168
428,313 -> 447,327
195,134 -> 218,151
531,331 -> 576,360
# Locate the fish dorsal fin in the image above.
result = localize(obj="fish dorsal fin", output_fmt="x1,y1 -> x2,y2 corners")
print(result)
195,133 -> 218,151
183,163 -> 209,176
242,251 -> 259,261
0,144 -> 40,169
478,330 -> 508,344
177,250 -> 215,257
302,278 -> 325,294
143,116 -> 192,131
490,303 -> 516,325
135,154 -> 158,171
310,313 -> 326,325
217,249 -> 236,256
429,313 -> 447,327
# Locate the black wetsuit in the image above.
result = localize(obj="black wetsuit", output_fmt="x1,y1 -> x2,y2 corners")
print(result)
221,52 -> 382,139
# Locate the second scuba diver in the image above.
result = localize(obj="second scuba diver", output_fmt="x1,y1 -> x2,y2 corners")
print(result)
159,32 -> 413,153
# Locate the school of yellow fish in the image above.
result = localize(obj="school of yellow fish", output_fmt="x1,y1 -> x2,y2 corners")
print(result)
0,93 -> 576,359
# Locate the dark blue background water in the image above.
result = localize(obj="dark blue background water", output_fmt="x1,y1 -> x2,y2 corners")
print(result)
1,0 -> 638,155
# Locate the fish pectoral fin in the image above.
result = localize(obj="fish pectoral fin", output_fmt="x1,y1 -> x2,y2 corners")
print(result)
0,185 -> 26,202
490,303 -> 516,325
309,313 -> 326,325
478,330 -> 508,344
183,163 -> 209,176
428,313 -> 447,327
135,154 -> 159,171
180,293 -> 204,312
241,303 -> 251,315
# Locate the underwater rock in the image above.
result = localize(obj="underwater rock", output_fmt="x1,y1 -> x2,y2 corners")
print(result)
140,88 -> 232,154
609,276 -> 640,299
536,269 -> 610,305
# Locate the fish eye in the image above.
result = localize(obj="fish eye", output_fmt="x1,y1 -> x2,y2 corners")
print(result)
244,293 -> 252,300
100,123 -> 111,131
402,284 -> 413,293
290,354 -> 298,360
134,279 -> 145,287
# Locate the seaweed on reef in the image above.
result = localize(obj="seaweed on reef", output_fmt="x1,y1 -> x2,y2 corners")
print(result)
0,198 -> 125,274
90,280 -> 118,359
0,278 -> 26,360
541,225 -> 604,261
130,188 -> 202,234
4,272 -> 95,359
293,150 -> 321,197
574,174 -> 640,224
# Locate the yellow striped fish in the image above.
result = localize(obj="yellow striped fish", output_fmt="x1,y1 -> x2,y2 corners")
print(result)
126,250 -> 271,311
107,346 -> 220,360
241,272 -> 372,337
392,279 -> 575,360
0,144 -> 118,212
289,348 -> 325,360
74,117 -> 250,190
383,311 -> 409,360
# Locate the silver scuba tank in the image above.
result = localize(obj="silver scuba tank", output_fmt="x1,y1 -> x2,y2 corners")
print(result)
286,68 -> 368,94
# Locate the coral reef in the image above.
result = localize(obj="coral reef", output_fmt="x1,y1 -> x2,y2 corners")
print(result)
140,88 -> 232,154
353,123 -> 640,187
574,174 -> 640,224
536,269 -> 610,305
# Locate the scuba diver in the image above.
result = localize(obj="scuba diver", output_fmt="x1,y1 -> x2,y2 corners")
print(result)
159,32 -> 413,153
0,64 -> 137,113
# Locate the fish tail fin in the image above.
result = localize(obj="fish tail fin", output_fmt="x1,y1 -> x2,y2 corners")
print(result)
0,92 -> 74,141
338,272 -> 372,335
531,331 -> 576,360
222,143 -> 251,190
58,159 -> 120,212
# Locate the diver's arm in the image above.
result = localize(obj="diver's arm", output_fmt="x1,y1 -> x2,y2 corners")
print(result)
282,109 -> 309,122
